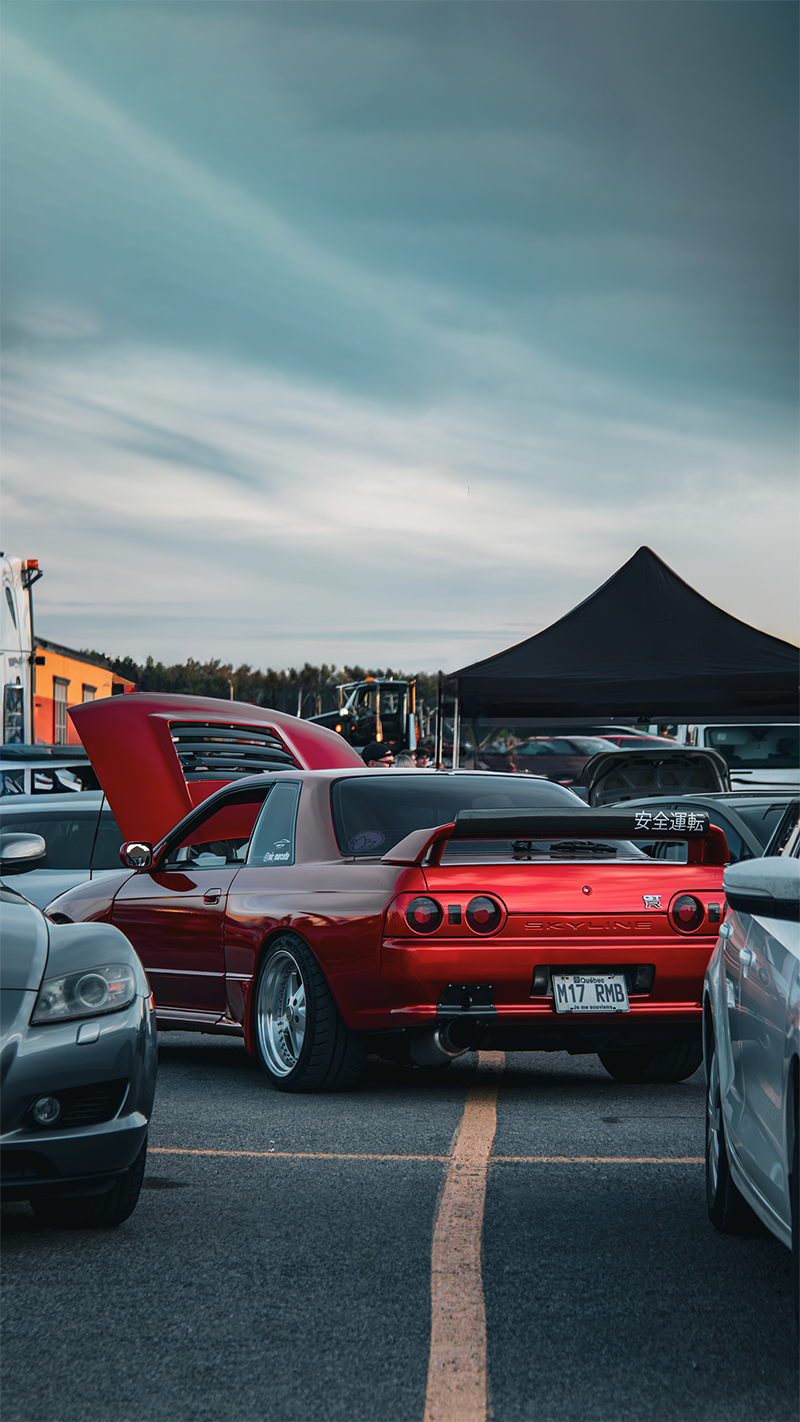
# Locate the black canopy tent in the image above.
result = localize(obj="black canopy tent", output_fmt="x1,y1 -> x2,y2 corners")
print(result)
448,547 -> 799,729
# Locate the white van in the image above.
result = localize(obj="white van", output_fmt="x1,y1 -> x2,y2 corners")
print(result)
677,723 -> 799,791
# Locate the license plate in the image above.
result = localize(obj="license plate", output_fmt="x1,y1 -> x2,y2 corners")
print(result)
552,973 -> 630,1013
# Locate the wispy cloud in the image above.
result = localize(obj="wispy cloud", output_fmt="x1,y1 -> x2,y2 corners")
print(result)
4,344 -> 797,668
1,6 -> 797,670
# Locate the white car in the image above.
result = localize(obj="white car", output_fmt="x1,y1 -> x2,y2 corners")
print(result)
680,723 -> 799,792
703,836 -> 799,1309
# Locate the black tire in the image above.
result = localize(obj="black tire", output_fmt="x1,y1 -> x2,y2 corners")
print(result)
31,1138 -> 147,1230
254,933 -> 366,1093
705,1032 -> 760,1234
598,1040 -> 703,1084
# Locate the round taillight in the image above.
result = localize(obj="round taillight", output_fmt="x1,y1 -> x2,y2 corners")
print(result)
466,896 -> 503,935
670,895 -> 705,933
405,897 -> 443,933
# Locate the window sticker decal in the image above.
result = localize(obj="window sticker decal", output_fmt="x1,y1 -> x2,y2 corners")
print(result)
262,840 -> 292,862
350,830 -> 386,853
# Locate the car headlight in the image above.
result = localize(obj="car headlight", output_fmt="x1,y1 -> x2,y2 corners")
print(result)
30,964 -> 137,1024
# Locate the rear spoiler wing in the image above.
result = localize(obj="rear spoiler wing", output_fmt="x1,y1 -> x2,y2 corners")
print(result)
382,808 -> 729,866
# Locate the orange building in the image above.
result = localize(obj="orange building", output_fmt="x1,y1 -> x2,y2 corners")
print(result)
33,638 -> 135,745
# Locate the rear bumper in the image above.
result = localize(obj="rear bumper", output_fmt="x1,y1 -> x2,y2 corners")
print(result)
376,934 -> 708,1047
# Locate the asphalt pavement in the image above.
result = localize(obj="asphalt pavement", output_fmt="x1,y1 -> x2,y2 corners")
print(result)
2,1035 -> 797,1422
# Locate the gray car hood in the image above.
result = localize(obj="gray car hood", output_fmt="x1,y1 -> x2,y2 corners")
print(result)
0,892 -> 49,990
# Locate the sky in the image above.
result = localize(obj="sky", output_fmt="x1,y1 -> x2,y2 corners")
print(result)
2,1 -> 798,675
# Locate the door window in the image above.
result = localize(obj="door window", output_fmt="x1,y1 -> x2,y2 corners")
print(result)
247,782 -> 301,865
160,790 -> 269,868
0,809 -> 123,869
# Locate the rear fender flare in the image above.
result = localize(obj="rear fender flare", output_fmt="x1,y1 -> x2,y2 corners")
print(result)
244,926 -> 337,1056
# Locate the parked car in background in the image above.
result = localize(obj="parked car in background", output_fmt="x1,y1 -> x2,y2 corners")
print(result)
703,850 -> 799,1307
603,793 -> 799,865
509,736 -> 618,784
0,793 -> 124,909
47,769 -> 728,1092
594,734 -> 679,749
679,723 -> 800,792
1,745 -> 100,797
469,736 -> 617,782
0,857 -> 156,1229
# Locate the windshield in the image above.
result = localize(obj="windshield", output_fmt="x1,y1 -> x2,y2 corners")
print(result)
704,726 -> 799,771
331,773 -> 581,857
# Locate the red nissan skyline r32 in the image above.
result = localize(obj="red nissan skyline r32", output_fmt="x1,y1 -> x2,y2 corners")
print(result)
47,754 -> 729,1092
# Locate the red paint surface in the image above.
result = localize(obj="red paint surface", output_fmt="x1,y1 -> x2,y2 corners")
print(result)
69,693 -> 363,843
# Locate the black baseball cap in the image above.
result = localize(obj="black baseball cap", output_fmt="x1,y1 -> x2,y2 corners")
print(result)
362,741 -> 393,763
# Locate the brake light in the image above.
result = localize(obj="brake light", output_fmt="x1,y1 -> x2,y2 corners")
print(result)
465,896 -> 503,935
669,895 -> 705,933
405,897 -> 443,933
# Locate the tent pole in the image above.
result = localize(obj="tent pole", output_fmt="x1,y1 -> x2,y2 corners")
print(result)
451,693 -> 460,769
435,672 -> 443,767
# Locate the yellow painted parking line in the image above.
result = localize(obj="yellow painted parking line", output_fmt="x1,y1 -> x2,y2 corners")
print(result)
424,1049 -> 505,1422
151,1147 -> 702,1166
152,1092 -> 701,1422
150,1147 -> 448,1161
494,1155 -> 704,1164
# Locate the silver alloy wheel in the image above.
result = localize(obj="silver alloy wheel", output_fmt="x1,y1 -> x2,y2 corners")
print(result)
256,949 -> 307,1078
707,1045 -> 721,1198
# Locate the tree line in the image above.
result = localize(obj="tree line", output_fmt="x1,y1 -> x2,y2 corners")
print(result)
82,652 -> 442,719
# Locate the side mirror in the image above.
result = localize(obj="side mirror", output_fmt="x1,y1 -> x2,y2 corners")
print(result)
725,887 -> 800,922
120,841 -> 153,869
723,859 -> 800,923
0,832 -> 47,874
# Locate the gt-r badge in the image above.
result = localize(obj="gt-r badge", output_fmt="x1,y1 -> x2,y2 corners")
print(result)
643,894 -> 662,910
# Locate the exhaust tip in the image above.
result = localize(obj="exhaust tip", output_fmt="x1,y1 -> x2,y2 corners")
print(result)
410,1020 -> 480,1067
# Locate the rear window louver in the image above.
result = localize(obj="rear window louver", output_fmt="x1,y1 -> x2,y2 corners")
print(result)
169,722 -> 299,780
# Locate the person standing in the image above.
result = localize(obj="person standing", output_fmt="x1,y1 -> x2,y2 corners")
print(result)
393,751 -> 416,767
361,741 -> 394,767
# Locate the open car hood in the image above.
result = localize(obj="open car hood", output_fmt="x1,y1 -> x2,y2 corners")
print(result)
69,693 -> 363,844
581,747 -> 731,807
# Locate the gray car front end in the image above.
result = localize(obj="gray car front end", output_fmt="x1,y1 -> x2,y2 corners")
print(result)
1,886 -> 157,1225
703,856 -> 799,1304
